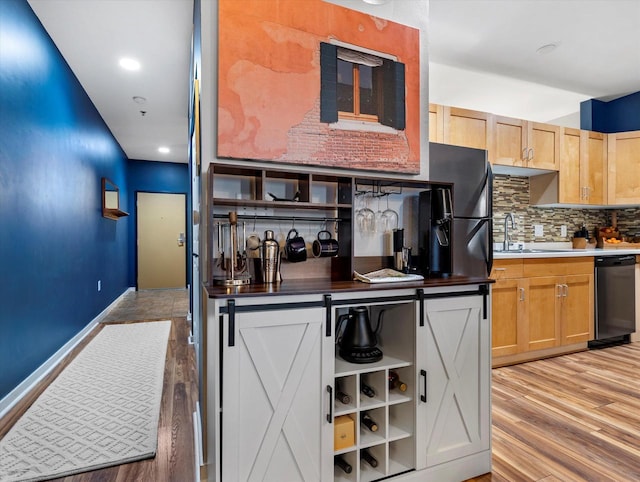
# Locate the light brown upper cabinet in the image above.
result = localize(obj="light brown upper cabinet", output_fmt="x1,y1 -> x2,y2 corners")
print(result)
492,115 -> 560,171
607,130 -> 640,205
429,103 -> 444,143
441,106 -> 492,151
584,130 -> 607,204
531,128 -> 606,206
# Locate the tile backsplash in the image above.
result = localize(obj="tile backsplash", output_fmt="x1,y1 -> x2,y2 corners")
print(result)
492,175 -> 640,243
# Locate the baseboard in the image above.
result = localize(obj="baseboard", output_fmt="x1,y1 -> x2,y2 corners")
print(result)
193,403 -> 204,482
0,287 -> 134,419
492,342 -> 588,368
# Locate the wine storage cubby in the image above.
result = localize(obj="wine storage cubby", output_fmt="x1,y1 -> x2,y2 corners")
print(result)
333,300 -> 416,482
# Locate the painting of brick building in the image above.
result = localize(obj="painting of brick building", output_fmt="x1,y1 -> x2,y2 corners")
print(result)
218,0 -> 420,173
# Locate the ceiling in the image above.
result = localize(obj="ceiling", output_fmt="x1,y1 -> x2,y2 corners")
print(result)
28,0 -> 640,164
28,0 -> 194,164
429,0 -> 640,101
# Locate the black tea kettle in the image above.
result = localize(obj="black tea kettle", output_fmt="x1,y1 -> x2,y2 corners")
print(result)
336,307 -> 383,364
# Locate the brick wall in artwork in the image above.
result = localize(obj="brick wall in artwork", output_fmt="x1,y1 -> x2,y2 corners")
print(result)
283,98 -> 410,172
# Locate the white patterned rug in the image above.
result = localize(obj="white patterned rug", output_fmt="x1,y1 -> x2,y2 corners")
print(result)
0,321 -> 171,482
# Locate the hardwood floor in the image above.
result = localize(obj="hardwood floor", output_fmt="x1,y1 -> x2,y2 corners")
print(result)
0,290 -> 197,482
469,342 -> 640,482
3,289 -> 639,482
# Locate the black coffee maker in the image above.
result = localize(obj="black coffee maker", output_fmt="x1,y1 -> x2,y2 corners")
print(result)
418,187 -> 453,277
336,307 -> 383,363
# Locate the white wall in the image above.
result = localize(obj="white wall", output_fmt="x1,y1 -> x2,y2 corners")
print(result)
429,62 -> 590,127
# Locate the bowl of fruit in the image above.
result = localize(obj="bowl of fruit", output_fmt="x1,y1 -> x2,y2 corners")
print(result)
597,226 -> 621,248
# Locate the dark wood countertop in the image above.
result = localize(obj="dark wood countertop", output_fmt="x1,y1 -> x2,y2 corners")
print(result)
205,275 -> 493,299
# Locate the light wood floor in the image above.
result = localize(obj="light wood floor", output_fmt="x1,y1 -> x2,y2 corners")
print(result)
469,342 -> 640,482
0,290 -> 197,482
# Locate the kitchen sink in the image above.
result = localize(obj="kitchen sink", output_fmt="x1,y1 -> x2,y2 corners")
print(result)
498,248 -> 573,254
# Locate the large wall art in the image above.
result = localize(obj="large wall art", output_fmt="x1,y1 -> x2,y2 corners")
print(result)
218,0 -> 420,173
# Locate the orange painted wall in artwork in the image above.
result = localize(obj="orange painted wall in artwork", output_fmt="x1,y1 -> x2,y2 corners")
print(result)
218,0 -> 421,173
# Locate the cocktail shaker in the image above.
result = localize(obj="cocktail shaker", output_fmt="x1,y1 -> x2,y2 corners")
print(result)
261,230 -> 280,283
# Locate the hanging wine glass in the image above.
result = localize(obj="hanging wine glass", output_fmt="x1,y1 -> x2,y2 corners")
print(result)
382,195 -> 399,232
356,194 -> 374,234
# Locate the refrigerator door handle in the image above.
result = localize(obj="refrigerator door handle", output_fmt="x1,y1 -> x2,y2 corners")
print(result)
487,165 -> 494,275
487,216 -> 493,275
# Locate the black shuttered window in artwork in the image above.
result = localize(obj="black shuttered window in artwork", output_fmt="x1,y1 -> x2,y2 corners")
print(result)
319,42 -> 405,130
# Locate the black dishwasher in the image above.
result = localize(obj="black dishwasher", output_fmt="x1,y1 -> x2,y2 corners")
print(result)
590,255 -> 636,348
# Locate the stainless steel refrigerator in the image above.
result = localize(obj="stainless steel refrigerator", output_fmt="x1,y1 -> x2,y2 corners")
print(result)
428,143 -> 493,278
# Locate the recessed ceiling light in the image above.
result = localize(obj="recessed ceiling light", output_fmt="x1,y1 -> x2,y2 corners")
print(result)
536,43 -> 558,55
158,147 -> 170,154
119,58 -> 141,71
362,0 -> 389,4
132,96 -> 147,104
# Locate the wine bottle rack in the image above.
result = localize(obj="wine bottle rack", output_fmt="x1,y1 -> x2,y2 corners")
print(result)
333,302 -> 416,482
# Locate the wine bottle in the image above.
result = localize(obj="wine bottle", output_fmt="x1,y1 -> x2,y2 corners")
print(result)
334,456 -> 352,474
336,391 -> 351,404
360,380 -> 375,398
361,413 -> 378,432
388,370 -> 407,392
361,448 -> 379,468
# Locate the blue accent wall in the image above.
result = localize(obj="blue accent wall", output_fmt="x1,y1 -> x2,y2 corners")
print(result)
0,0 -> 130,399
580,91 -> 640,133
126,160 -> 191,287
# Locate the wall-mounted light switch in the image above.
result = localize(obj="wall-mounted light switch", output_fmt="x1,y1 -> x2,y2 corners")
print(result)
560,225 -> 567,237
534,225 -> 544,237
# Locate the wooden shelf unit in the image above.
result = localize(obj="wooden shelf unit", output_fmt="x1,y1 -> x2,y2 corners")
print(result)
101,177 -> 128,220
206,163 -> 451,285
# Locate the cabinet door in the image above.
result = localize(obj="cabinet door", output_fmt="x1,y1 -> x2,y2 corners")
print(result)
429,103 -> 443,143
442,106 -> 492,151
492,115 -> 526,166
559,127 -> 582,204
491,279 -> 527,357
417,295 -> 490,468
607,131 -> 640,205
560,274 -> 594,345
526,276 -> 561,351
528,122 -> 560,171
585,131 -> 607,205
222,306 -> 332,482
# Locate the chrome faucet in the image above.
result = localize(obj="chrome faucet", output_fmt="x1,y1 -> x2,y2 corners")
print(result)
503,213 -> 516,251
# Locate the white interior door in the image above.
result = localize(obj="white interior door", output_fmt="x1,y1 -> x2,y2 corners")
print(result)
137,192 -> 187,289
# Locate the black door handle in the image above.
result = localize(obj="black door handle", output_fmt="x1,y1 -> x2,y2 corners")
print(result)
420,369 -> 427,403
326,385 -> 333,423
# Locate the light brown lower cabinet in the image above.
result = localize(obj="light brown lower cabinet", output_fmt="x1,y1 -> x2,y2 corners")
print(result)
490,257 -> 594,367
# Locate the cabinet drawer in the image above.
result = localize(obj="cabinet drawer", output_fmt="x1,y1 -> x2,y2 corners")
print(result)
523,257 -> 594,277
491,259 -> 524,279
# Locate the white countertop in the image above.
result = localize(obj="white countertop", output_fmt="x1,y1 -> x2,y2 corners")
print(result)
494,246 -> 640,259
